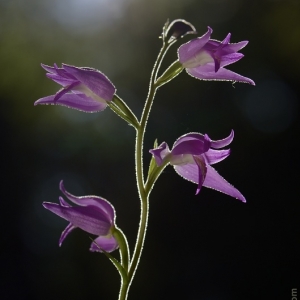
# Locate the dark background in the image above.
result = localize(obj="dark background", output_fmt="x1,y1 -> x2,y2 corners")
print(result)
1,0 -> 299,299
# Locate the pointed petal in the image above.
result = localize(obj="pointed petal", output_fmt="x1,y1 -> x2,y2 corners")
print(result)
186,64 -> 255,85
34,93 -> 107,112
193,156 -> 207,194
210,130 -> 234,149
46,73 -> 78,86
90,235 -> 119,253
62,64 -> 116,101
41,63 -> 60,74
149,142 -> 171,166
204,148 -> 231,164
203,165 -> 246,202
59,223 -> 76,246
220,53 -> 244,67
43,202 -> 111,235
59,181 -> 115,223
59,196 -> 70,207
220,32 -> 231,45
178,27 -> 213,64
226,40 -> 248,52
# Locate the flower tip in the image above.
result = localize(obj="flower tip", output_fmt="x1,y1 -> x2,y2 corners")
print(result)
59,180 -> 65,191
207,26 -> 213,34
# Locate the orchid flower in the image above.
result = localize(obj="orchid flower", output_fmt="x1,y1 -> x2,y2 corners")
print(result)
35,63 -> 116,112
178,27 -> 255,85
43,181 -> 119,252
149,130 -> 246,202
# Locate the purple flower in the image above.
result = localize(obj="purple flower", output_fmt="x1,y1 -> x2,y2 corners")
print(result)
149,130 -> 246,202
178,27 -> 255,85
35,64 -> 116,112
43,181 -> 119,252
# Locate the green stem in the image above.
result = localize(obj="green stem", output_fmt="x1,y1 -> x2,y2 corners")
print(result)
118,39 -> 176,300
128,41 -> 173,290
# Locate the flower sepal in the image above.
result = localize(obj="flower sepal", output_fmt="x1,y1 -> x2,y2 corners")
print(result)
109,95 -> 140,128
155,60 -> 184,87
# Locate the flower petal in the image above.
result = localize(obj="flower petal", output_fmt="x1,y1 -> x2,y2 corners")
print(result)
59,181 -> 115,224
43,202 -> 112,235
204,148 -> 231,164
193,156 -> 207,194
34,93 -> 107,112
59,223 -> 76,246
203,165 -> 246,202
220,53 -> 244,68
178,27 -> 213,64
62,64 -> 116,101
210,130 -> 234,149
90,235 -> 119,253
186,63 -> 255,85
172,134 -> 210,155
173,162 -> 198,184
46,73 -> 78,86
149,142 -> 171,166
225,40 -> 248,52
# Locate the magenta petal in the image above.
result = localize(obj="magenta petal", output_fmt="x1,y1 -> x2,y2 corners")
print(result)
173,133 -> 211,149
174,163 -> 198,184
59,196 -> 71,207
46,73 -> 78,86
90,235 -> 119,253
193,156 -> 207,194
149,142 -> 170,166
41,64 -> 60,74
59,223 -> 76,246
204,148 -> 231,164
172,139 -> 209,156
187,63 -> 255,85
210,130 -> 234,149
62,64 -> 116,101
59,181 -> 115,223
43,202 -> 111,235
225,40 -> 248,52
203,165 -> 246,202
34,93 -> 107,112
220,53 -> 244,68
178,27 -> 213,64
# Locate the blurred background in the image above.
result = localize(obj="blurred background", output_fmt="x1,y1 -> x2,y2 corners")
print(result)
1,0 -> 299,299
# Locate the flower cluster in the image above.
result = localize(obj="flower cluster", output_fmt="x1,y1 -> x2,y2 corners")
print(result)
36,21 -> 253,299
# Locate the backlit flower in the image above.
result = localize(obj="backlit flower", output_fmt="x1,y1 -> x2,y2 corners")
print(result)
178,27 -> 255,85
43,181 -> 119,252
149,130 -> 246,202
35,63 -> 116,112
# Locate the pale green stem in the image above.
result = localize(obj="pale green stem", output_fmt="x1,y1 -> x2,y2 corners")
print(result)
117,42 -> 174,300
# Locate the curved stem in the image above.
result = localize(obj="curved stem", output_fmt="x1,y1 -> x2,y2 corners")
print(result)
118,40 -> 175,300
128,41 -> 173,286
